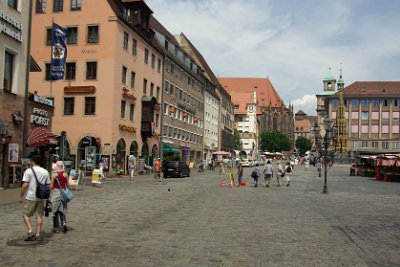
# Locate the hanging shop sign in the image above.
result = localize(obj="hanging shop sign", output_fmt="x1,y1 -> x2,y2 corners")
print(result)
30,107 -> 50,126
32,94 -> 54,107
64,85 -> 96,94
12,111 -> 23,125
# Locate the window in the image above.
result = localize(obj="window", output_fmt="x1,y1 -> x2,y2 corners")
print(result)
3,51 -> 14,92
163,103 -> 168,115
151,53 -> 155,69
71,0 -> 81,11
393,112 -> 400,119
164,80 -> 169,93
382,112 -> 389,119
170,83 -> 174,95
331,99 -> 339,107
46,28 -> 52,45
132,38 -> 137,55
121,101 -> 126,118
86,62 -> 97,80
393,141 -> 400,149
123,32 -> 128,50
122,66 -> 127,84
395,99 -> 399,107
361,99 -> 368,107
150,83 -> 154,97
87,25 -> 99,43
84,97 -> 96,115
143,79 -> 147,95
156,86 -> 160,100
65,62 -> 76,80
372,112 -> 379,120
372,141 -> 378,149
63,97 -> 74,115
352,99 -> 359,107
382,141 -> 389,149
382,99 -> 390,106
157,59 -> 161,73
351,125 -> 358,133
382,125 -> 389,133
45,63 -> 51,80
361,141 -> 368,148
53,0 -> 63,12
8,0 -> 18,10
36,0 -> 47,13
393,125 -> 400,134
130,72 -> 136,88
351,141 -> 357,149
351,112 -> 359,119
66,27 -> 78,44
144,48 -> 149,64
371,125 -> 378,133
372,99 -> 379,107
361,112 -> 368,120
156,114 -> 159,128
129,104 -> 135,121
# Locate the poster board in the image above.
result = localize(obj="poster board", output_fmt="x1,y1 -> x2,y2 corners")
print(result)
69,169 -> 81,187
91,168 -> 102,184
101,155 -> 110,171
138,158 -> 145,174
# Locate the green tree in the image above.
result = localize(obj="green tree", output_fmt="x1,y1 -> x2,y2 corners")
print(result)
295,136 -> 312,156
233,128 -> 242,150
260,131 -> 291,152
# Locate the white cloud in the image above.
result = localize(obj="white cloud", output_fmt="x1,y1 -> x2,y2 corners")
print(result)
147,0 -> 400,115
291,95 -> 317,116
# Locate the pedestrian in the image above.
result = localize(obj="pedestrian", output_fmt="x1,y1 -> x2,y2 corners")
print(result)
263,160 -> 273,187
350,163 -> 356,176
50,161 -> 70,233
237,162 -> 243,187
285,162 -> 293,187
251,164 -> 260,187
19,154 -> 51,241
154,158 -> 161,181
275,161 -> 284,187
128,155 -> 136,181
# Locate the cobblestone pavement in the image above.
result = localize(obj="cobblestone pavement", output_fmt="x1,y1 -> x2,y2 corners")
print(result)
0,164 -> 399,267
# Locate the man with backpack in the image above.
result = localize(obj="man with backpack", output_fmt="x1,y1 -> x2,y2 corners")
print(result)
263,160 -> 273,187
285,162 -> 293,187
19,154 -> 51,241
251,164 -> 261,187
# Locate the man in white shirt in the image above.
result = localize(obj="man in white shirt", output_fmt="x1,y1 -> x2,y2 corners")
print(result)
263,160 -> 273,187
19,155 -> 51,241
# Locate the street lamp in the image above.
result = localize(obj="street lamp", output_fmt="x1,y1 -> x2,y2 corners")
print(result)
322,117 -> 337,194
312,122 -> 322,177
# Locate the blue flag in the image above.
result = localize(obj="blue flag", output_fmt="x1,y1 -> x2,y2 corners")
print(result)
50,23 -> 67,80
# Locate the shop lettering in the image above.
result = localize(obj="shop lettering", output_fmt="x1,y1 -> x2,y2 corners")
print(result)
33,107 -> 48,116
0,10 -> 23,43
33,94 -> 54,107
0,9 -> 23,30
119,124 -> 136,132
30,115 -> 49,126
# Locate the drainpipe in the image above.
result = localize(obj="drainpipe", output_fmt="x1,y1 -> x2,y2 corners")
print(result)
159,54 -> 166,161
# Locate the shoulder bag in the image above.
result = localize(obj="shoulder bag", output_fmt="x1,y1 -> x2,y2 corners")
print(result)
31,168 -> 50,199
55,173 -> 73,204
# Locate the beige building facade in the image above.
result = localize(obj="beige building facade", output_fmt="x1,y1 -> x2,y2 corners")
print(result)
0,1 -> 31,188
30,0 -> 163,174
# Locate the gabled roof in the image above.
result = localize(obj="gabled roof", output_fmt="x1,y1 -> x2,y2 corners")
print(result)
331,81 -> 400,98
295,110 -> 306,116
219,77 -> 284,109
232,93 -> 258,115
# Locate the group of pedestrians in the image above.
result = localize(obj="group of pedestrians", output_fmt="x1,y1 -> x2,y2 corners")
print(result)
19,154 -> 71,241
249,160 -> 293,188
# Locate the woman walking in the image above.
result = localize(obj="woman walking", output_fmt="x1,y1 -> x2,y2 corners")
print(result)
50,161 -> 70,233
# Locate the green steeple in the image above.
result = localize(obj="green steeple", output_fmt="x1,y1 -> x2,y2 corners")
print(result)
323,67 -> 336,81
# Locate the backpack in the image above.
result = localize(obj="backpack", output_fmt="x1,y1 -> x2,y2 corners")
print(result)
286,166 -> 292,173
251,170 -> 258,178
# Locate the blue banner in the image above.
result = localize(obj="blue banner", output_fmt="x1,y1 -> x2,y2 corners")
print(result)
50,23 -> 67,80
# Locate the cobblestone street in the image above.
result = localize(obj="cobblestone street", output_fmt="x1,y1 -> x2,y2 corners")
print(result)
0,164 -> 399,266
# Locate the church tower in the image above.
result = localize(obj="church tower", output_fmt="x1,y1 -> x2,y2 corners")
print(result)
316,68 -> 337,134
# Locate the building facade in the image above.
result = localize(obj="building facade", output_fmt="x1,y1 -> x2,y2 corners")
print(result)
327,81 -> 400,156
30,0 -> 163,174
150,19 -> 204,165
0,1 -> 31,188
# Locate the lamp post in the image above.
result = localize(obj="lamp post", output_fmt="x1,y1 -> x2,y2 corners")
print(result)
322,117 -> 337,194
312,122 -> 322,177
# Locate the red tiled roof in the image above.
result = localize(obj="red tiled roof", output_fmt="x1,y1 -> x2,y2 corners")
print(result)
294,120 -> 311,132
219,78 -> 284,110
332,81 -> 400,98
232,93 -> 256,114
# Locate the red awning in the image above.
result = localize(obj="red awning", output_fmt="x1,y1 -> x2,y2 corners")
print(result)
27,127 -> 56,147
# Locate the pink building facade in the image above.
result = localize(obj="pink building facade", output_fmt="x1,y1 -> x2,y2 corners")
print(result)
30,0 -> 163,174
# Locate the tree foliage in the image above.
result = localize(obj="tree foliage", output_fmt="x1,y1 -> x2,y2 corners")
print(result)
295,136 -> 312,156
234,128 -> 242,150
260,131 -> 291,152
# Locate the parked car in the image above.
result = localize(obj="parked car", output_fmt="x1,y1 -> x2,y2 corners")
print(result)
241,159 -> 251,167
162,161 -> 190,178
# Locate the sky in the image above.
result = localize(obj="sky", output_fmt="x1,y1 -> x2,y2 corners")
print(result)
146,0 -> 400,115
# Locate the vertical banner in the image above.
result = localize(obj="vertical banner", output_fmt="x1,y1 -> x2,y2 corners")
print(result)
50,23 -> 67,80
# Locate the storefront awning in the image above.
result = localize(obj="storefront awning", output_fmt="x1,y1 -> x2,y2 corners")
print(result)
163,143 -> 180,153
27,127 -> 56,147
